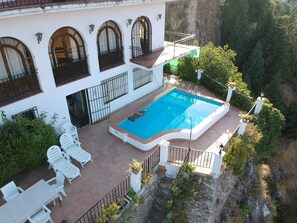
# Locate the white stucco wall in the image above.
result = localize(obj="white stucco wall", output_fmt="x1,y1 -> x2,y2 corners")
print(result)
0,2 -> 166,132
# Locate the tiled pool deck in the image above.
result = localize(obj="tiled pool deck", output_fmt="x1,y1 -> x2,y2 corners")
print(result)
0,82 -> 241,222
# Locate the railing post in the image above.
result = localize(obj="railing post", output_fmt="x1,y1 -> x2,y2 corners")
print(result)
130,169 -> 142,194
238,119 -> 248,136
197,69 -> 203,81
226,86 -> 236,102
254,96 -> 265,115
159,140 -> 170,166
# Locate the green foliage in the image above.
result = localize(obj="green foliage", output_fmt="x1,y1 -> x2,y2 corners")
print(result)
98,202 -> 121,223
141,172 -> 152,187
177,56 -> 197,82
221,0 -> 250,67
221,0 -> 296,139
172,164 -> 194,199
283,100 -> 297,139
164,63 -> 171,74
0,112 -> 58,185
199,43 -> 237,84
231,91 -> 255,111
255,100 -> 285,155
243,41 -> 265,96
240,203 -> 252,216
264,75 -> 284,109
224,137 -> 255,176
224,125 -> 262,176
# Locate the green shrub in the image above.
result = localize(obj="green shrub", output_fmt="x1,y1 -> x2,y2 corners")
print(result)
177,56 -> 197,82
224,125 -> 262,176
255,100 -> 285,155
0,112 -> 58,185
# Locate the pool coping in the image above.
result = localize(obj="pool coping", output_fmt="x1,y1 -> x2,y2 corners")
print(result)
109,88 -> 230,151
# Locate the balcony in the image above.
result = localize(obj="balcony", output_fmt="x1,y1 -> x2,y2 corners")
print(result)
130,32 -> 200,70
0,0 -> 172,12
52,57 -> 89,86
99,48 -> 124,72
0,71 -> 41,107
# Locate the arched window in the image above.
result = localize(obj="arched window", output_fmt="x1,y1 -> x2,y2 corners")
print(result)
131,16 -> 152,58
0,37 -> 40,106
49,27 -> 88,85
0,37 -> 34,81
97,20 -> 123,71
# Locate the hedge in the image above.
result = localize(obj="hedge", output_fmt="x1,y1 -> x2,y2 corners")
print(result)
0,113 -> 58,185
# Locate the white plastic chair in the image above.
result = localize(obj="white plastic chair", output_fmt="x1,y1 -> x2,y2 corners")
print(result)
60,133 -> 92,168
47,145 -> 81,184
0,181 -> 24,202
61,122 -> 79,141
47,171 -> 67,198
28,205 -> 53,223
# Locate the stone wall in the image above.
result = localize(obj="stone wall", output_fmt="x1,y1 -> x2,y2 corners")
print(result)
118,172 -> 162,223
185,169 -> 237,223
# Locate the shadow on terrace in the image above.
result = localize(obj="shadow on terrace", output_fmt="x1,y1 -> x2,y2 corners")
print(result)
0,82 -> 241,222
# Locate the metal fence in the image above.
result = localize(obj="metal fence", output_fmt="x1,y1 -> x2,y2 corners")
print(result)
0,71 -> 41,106
99,48 -> 124,71
168,145 -> 215,169
142,147 -> 160,174
75,175 -> 130,223
53,57 -> 89,86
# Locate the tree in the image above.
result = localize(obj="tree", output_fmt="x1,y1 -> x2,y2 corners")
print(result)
243,41 -> 265,96
221,0 -> 250,68
264,74 -> 284,110
199,43 -> 250,95
283,100 -> 297,139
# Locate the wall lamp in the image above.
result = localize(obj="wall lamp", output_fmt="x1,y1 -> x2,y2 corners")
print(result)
89,24 -> 95,34
126,19 -> 133,27
35,33 -> 43,44
157,14 -> 162,21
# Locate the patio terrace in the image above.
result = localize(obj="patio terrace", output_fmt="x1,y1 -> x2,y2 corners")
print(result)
0,81 -> 241,222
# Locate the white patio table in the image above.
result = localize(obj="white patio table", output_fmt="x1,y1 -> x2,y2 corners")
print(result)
0,179 -> 60,223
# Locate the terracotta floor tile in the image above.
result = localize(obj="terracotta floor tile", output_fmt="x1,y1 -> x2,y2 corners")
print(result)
0,83 -> 241,222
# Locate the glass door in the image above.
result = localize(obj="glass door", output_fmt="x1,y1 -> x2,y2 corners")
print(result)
66,90 -> 90,128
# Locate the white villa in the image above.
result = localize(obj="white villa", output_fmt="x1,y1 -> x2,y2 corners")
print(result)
0,0 -> 198,131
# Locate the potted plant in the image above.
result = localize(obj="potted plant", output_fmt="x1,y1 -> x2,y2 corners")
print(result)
129,159 -> 143,193
239,113 -> 254,123
99,202 -> 121,223
228,81 -> 236,88
129,159 -> 142,174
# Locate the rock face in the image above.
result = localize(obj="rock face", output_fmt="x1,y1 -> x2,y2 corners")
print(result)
185,170 -> 237,223
166,0 -> 223,45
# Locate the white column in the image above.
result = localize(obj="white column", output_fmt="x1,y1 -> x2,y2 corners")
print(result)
254,97 -> 265,115
197,69 -> 204,81
130,169 -> 142,194
159,140 -> 170,166
226,86 -> 236,102
238,119 -> 248,136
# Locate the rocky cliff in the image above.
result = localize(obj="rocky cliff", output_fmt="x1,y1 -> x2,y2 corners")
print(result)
166,0 -> 224,45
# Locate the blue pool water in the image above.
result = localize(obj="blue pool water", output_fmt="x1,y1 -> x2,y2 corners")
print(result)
118,89 -> 222,140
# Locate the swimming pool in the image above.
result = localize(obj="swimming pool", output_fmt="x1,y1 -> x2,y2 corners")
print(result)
109,89 -> 229,151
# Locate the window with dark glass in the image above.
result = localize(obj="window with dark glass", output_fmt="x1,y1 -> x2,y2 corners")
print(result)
0,37 -> 40,106
133,68 -> 153,89
131,16 -> 152,58
97,21 -> 124,71
49,27 -> 88,85
12,106 -> 39,121
102,72 -> 128,103
0,37 -> 35,82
